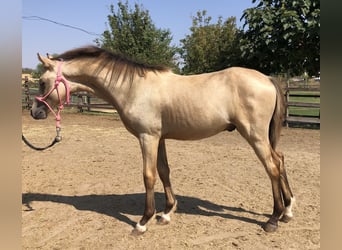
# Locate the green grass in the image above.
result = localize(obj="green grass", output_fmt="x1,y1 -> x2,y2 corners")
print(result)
287,91 -> 320,117
289,91 -> 320,102
288,107 -> 320,117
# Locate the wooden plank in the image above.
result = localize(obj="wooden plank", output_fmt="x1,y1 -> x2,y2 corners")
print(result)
67,103 -> 114,110
286,116 -> 320,124
286,102 -> 320,108
285,87 -> 320,92
288,93 -> 320,98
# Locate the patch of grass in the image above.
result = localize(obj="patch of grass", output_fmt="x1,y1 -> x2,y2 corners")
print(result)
288,107 -> 320,117
289,94 -> 320,104
288,91 -> 320,117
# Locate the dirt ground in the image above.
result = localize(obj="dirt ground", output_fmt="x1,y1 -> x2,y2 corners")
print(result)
22,110 -> 320,249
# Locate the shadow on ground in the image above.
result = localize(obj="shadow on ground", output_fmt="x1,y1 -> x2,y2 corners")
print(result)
22,192 -> 267,228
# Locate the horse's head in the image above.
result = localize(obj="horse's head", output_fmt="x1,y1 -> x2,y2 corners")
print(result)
31,54 -> 70,120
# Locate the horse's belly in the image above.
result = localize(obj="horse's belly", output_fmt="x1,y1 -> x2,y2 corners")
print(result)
162,117 -> 229,140
161,95 -> 232,140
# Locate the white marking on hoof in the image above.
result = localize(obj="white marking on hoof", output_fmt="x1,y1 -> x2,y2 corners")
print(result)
158,201 -> 177,225
134,222 -> 147,233
132,211 -> 156,234
160,213 -> 171,223
284,197 -> 295,218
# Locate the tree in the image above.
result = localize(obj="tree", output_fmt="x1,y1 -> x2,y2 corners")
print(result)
240,0 -> 320,76
22,68 -> 34,74
95,1 -> 178,69
31,63 -> 44,79
180,11 -> 239,74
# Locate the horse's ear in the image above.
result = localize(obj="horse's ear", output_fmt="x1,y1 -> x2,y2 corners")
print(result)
37,53 -> 54,70
46,53 -> 53,59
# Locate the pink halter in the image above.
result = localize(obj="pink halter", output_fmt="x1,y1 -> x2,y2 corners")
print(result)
35,61 -> 70,130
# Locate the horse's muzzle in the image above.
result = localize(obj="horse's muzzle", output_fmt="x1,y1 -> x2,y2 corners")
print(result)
31,106 -> 48,120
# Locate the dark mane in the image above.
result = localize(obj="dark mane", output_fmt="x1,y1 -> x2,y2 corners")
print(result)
53,46 -> 169,87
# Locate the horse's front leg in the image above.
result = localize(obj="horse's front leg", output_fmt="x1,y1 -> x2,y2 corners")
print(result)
132,134 -> 159,235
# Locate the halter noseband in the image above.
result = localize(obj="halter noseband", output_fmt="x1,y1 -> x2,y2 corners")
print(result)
22,61 -> 71,150
35,61 -> 71,140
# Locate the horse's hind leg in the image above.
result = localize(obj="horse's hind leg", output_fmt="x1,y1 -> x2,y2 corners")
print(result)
276,152 -> 295,223
157,139 -> 177,224
247,139 -> 285,232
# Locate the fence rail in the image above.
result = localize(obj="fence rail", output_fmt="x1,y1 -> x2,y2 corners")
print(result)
22,78 -> 320,127
284,80 -> 320,127
66,92 -> 115,112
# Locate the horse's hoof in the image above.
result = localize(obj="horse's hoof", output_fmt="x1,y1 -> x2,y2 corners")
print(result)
157,214 -> 170,225
158,200 -> 177,225
131,228 -> 145,236
280,214 -> 292,223
131,222 -> 146,236
263,221 -> 278,233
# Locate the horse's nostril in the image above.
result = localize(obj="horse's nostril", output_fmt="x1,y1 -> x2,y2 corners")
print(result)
30,108 -> 47,120
39,110 -> 47,119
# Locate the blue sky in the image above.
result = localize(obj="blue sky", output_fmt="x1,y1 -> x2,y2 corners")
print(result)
22,0 -> 255,68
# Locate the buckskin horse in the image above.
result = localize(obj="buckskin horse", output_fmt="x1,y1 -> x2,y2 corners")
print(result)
30,46 -> 294,234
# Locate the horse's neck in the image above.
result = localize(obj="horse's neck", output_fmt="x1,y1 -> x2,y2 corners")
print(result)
64,61 -> 131,110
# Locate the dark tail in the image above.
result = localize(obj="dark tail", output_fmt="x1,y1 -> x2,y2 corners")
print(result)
269,77 -> 285,150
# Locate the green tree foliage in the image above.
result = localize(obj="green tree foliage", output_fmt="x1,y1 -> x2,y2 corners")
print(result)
22,68 -> 34,74
31,63 -> 44,79
240,0 -> 320,76
180,11 -> 239,74
95,1 -> 177,69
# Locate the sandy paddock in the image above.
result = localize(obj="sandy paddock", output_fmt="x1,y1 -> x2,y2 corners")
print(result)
22,111 -> 320,249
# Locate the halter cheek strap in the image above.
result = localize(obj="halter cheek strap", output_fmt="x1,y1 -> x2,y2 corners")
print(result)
22,61 -> 71,150
35,61 -> 70,130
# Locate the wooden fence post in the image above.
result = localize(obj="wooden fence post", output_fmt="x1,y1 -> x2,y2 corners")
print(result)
24,76 -> 31,110
87,95 -> 91,111
285,80 -> 290,128
77,94 -> 84,112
